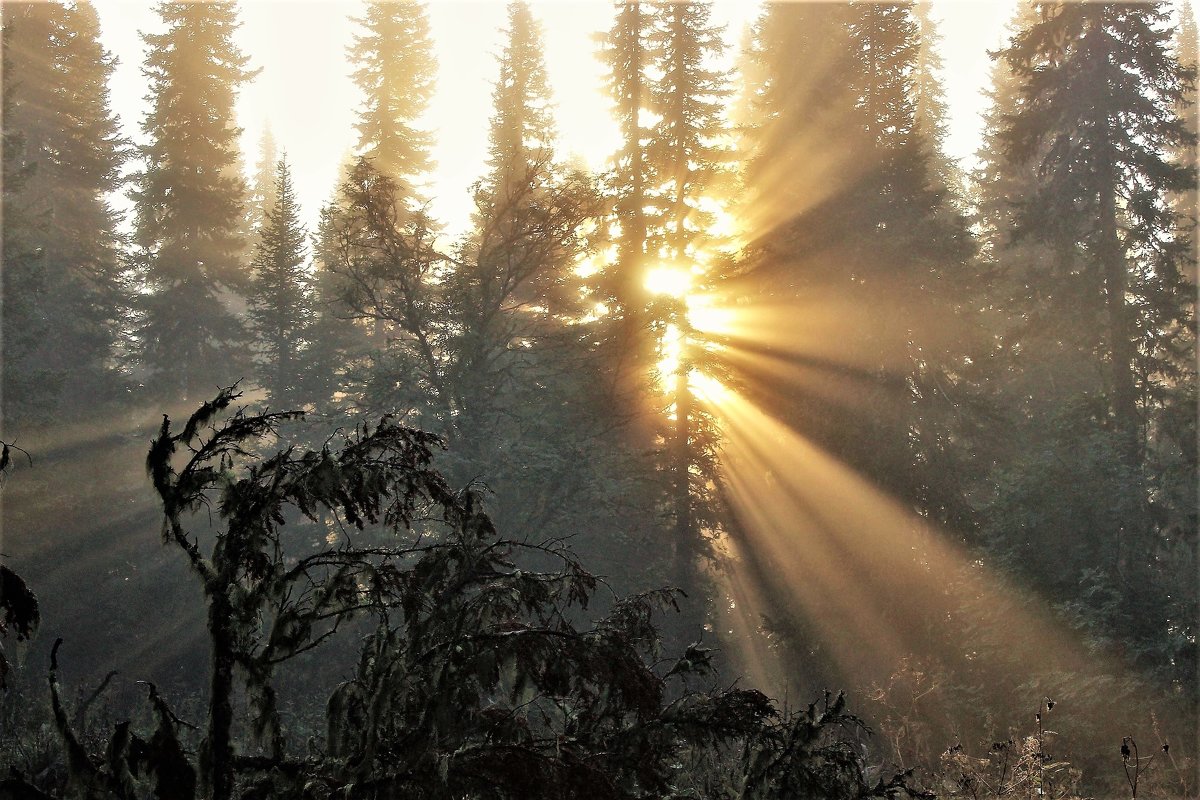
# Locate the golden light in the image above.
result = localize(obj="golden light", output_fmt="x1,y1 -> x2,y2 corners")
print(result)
644,265 -> 694,298
689,370 -> 730,404
685,293 -> 737,336
657,322 -> 685,387
696,195 -> 741,245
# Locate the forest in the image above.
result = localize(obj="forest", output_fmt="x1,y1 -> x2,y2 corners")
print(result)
0,1 -> 1196,798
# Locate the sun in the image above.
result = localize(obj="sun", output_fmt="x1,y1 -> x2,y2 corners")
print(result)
644,265 -> 694,299
643,265 -> 736,406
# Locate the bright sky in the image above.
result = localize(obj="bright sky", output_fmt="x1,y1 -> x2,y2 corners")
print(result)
93,1 -> 1019,236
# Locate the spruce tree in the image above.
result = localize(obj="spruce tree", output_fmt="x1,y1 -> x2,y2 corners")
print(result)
247,125 -> 279,240
248,157 -> 313,410
645,1 -> 731,264
348,0 -> 436,209
132,1 -> 257,399
1174,2 -> 1198,277
989,0 -> 1196,676
1,1 -> 127,423
911,2 -> 958,196
1,11 -> 47,430
642,1 -> 734,593
738,2 -> 855,261
599,1 -> 652,319
451,0 -> 587,450
476,1 -> 556,211
997,2 -> 1195,465
730,1 -> 975,698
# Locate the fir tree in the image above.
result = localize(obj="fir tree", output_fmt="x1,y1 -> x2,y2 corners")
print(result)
1,10 -> 47,431
132,1 -> 257,399
985,0 -> 1197,678
997,1 -> 1196,465
1174,2 -> 1198,279
0,1 -> 127,422
738,2 -> 855,257
730,1 -> 975,698
248,157 -> 313,410
645,1 -> 731,264
599,1 -> 652,319
348,0 -> 436,209
477,1 -> 557,211
449,0 -> 597,459
247,124 -> 279,240
911,2 -> 959,196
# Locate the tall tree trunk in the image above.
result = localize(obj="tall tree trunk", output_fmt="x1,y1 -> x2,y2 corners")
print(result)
204,592 -> 236,800
673,348 -> 692,589
619,1 -> 648,365
1099,133 -> 1140,466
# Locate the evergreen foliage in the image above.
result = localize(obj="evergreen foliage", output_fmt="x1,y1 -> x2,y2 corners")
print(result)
738,0 -> 973,528
644,1 -> 731,264
476,1 -> 557,215
974,0 -> 1198,686
3,6 -> 1198,797
910,3 -> 959,197
996,2 -> 1196,465
598,1 -> 653,324
349,0 -> 436,209
247,158 -> 315,410
0,1 -> 127,425
246,126 -> 279,242
131,1 -> 258,399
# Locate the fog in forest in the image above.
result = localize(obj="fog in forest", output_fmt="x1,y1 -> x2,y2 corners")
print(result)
1,2 -> 1196,799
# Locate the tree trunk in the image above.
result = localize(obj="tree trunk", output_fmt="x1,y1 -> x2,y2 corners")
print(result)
1099,144 -> 1140,466
673,350 -> 692,590
203,591 -> 236,800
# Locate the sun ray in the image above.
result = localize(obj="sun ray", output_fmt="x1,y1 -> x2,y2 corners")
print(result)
706,391 -> 1190,749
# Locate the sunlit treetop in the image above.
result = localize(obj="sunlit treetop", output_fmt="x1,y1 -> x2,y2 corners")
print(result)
480,0 -> 557,206
349,0 -> 437,208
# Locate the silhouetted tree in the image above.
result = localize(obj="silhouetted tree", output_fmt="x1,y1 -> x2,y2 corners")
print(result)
1,1 -> 127,424
598,1 -> 653,326
645,1 -> 731,264
132,1 -> 257,399
20,388 -> 919,800
248,157 -> 314,409
981,0 -> 1197,679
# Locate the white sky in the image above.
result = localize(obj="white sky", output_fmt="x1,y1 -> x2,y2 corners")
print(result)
92,0 -> 1020,235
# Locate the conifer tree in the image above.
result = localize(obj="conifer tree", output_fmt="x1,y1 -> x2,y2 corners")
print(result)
1,1 -> 127,423
729,2 -> 975,697
845,2 -> 927,207
348,0 -> 436,209
450,0 -> 593,451
984,1 -> 1196,676
645,2 -> 731,264
477,1 -> 556,211
132,1 -> 257,399
738,2 -> 855,258
1174,3 -> 1197,278
740,2 -> 969,505
997,2 -> 1196,465
599,1 -> 652,320
1,12 -> 46,430
911,2 -> 958,196
248,157 -> 313,409
642,1 -> 734,591
464,0 -> 582,333
247,125 -> 279,239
